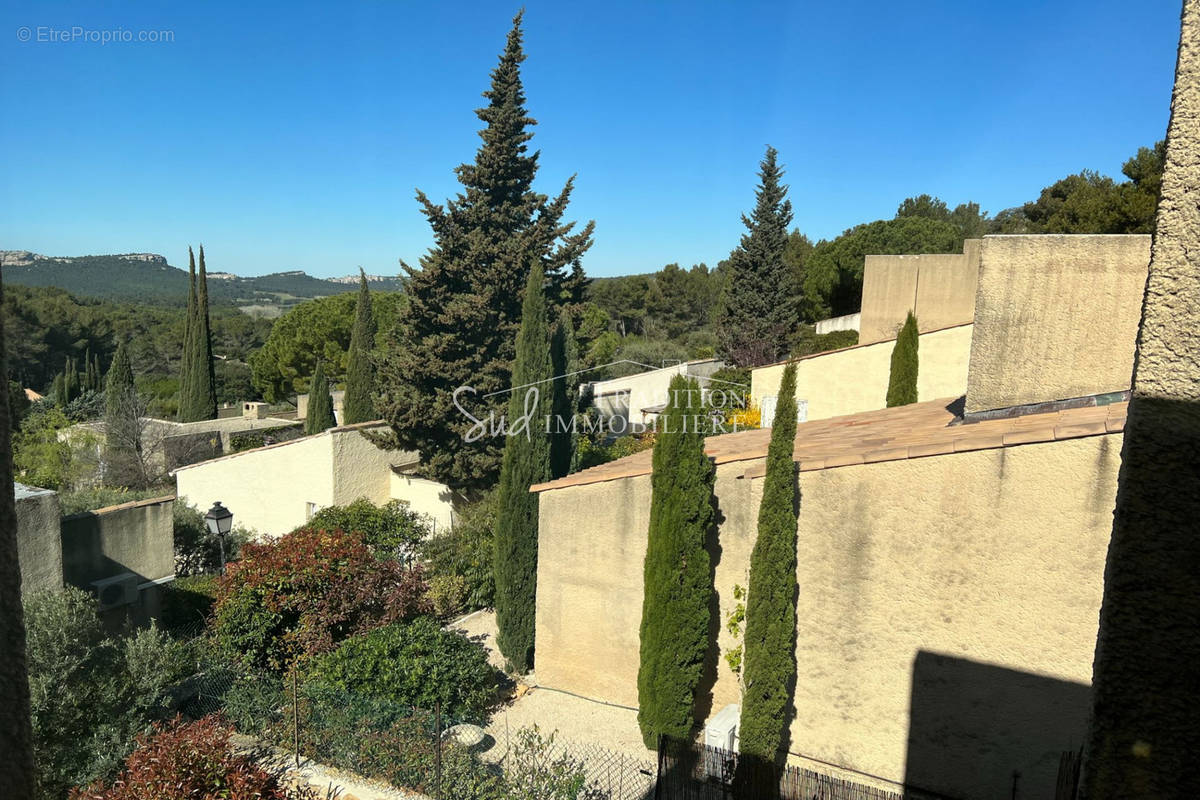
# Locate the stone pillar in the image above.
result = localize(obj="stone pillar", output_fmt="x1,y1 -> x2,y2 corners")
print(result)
1082,1 -> 1200,796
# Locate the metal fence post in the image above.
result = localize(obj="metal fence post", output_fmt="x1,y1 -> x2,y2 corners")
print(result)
292,667 -> 300,769
434,700 -> 443,800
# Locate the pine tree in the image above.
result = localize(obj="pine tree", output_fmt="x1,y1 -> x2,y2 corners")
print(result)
738,362 -> 799,768
637,374 -> 715,749
886,311 -> 919,407
178,247 -> 197,420
493,262 -> 553,672
716,146 -> 796,367
549,313 -> 578,479
376,11 -> 594,491
305,361 -> 337,435
342,269 -> 376,424
104,340 -> 142,487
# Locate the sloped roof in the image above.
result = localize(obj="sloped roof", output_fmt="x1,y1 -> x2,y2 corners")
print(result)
530,396 -> 1127,493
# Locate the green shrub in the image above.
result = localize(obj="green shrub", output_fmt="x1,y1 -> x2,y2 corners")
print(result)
304,617 -> 500,720
789,324 -> 858,358
159,574 -> 220,633
428,573 -> 468,618
211,527 -> 429,671
58,486 -> 170,516
504,726 -> 607,800
24,588 -> 189,798
886,311 -> 919,407
421,493 -> 497,611
303,497 -> 433,560
228,424 -> 304,453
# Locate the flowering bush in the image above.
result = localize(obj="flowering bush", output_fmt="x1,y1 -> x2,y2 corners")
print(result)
70,715 -> 312,800
211,527 -> 430,670
303,497 -> 433,560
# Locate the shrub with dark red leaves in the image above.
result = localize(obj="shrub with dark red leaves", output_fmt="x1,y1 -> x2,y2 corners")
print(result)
69,715 -> 311,800
211,527 -> 430,671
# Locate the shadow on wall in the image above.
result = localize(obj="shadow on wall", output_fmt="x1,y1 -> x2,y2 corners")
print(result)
905,650 -> 1090,800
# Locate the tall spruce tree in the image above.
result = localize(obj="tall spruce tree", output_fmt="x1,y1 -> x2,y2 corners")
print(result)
885,311 -> 919,407
305,361 -> 337,435
738,362 -> 799,768
716,146 -> 796,367
549,313 -> 578,479
493,261 -> 553,672
342,269 -> 376,424
637,374 -> 715,748
376,11 -> 593,491
178,247 -> 197,420
104,340 -> 142,487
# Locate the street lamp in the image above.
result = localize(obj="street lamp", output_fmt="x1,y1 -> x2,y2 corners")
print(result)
204,501 -> 234,575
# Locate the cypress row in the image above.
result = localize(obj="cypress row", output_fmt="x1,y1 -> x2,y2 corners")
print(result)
493,261 -> 553,673
885,311 -> 919,407
637,373 -> 715,749
549,313 -> 578,479
342,268 -> 376,424
738,361 -> 800,766
305,360 -> 337,435
179,246 -> 217,421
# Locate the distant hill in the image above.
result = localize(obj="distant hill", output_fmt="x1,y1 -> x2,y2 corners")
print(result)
0,250 -> 403,310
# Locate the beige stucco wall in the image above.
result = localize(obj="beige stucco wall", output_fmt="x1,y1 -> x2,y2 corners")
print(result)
750,324 -> 973,421
61,497 -> 175,587
388,472 -> 458,534
330,428 -> 409,506
176,433 -> 336,537
965,235 -> 1150,414
858,241 -> 979,345
15,484 -> 63,595
590,360 -> 724,430
535,434 -> 1120,799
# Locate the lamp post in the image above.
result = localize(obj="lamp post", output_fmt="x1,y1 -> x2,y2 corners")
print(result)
204,501 -> 234,575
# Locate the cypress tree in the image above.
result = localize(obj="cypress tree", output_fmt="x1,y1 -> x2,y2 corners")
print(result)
549,313 -> 578,479
493,261 -> 553,673
637,374 -> 715,749
104,340 -> 142,487
342,269 -> 376,424
179,246 -> 217,421
885,311 -> 919,407
178,247 -> 197,420
738,362 -> 799,769
716,146 -> 796,367
305,361 -> 336,435
376,11 -> 593,491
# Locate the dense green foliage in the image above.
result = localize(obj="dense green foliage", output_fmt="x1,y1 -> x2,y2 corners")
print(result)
716,146 -> 796,366
377,12 -> 592,490
304,360 -> 336,435
493,262 -> 553,672
738,363 -> 799,762
70,715 -> 307,800
637,375 -> 715,748
157,574 -> 220,632
248,291 -> 402,403
13,403 -> 98,490
422,492 -> 498,613
304,617 -> 500,719
303,497 -> 433,560
342,270 -> 377,424
178,247 -> 218,422
210,527 -> 430,671
24,588 -> 189,798
227,423 -> 304,452
886,312 -> 919,407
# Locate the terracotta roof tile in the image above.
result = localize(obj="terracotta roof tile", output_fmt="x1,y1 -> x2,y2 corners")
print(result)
530,396 -> 1128,493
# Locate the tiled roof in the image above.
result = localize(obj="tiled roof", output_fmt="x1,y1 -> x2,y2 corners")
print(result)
530,396 -> 1127,493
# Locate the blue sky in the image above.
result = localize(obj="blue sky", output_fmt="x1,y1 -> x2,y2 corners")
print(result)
0,0 -> 1182,278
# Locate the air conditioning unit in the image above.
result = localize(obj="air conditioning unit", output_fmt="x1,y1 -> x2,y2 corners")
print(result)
702,703 -> 740,780
92,573 -> 140,610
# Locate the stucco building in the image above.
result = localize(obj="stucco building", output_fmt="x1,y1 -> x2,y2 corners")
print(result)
529,234 -> 1150,800
174,421 -> 460,538
587,358 -> 727,433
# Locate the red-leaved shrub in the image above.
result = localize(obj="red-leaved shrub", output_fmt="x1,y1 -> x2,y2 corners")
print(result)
212,527 -> 430,670
70,715 -> 309,800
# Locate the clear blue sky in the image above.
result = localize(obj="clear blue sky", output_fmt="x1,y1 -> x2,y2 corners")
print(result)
0,0 -> 1182,278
